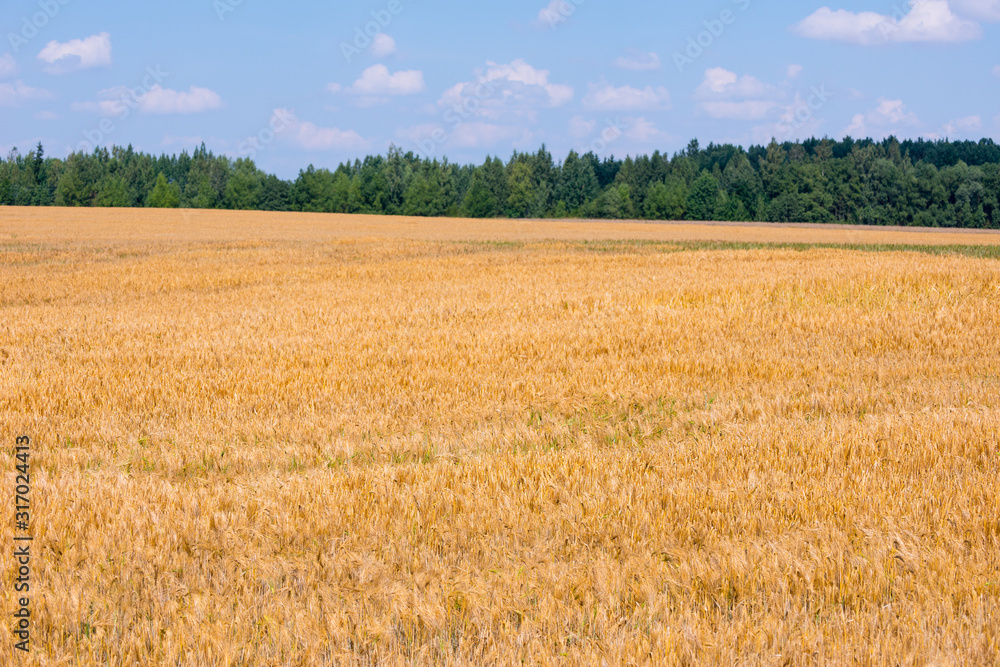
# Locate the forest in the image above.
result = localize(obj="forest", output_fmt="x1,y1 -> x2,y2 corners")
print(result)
2,136 -> 999,227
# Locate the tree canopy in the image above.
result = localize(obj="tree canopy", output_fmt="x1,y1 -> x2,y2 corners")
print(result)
2,137 -> 999,228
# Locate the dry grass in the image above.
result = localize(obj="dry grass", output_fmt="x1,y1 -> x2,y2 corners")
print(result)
1,207 -> 999,665
6,206 -> 1000,246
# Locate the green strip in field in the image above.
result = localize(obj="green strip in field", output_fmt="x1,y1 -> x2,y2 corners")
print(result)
455,239 -> 1000,259
669,240 -> 1000,259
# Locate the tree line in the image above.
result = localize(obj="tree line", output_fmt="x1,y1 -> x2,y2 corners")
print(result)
2,137 -> 999,228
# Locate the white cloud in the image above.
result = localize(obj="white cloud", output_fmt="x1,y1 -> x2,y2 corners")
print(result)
568,115 -> 596,138
575,116 -> 676,155
139,85 -> 223,114
993,64 -> 1000,77
0,81 -> 52,106
70,86 -> 136,116
792,0 -> 983,46
272,108 -> 368,152
0,54 -> 17,79
698,67 -> 738,95
941,114 -> 983,136
622,116 -> 669,143
696,68 -> 770,98
536,0 -> 581,28
34,110 -> 58,120
793,1 -> 982,44
481,59 -> 573,105
614,50 -> 661,71
73,84 -> 223,115
537,0 -> 560,25
582,83 -> 671,111
873,98 -> 919,124
437,59 -> 573,121
843,98 -> 919,137
342,64 -> 425,98
843,103 -> 894,136
794,8 -> 890,44
786,64 -> 804,79
371,33 -> 397,58
694,68 -> 778,120
952,0 -> 1000,20
769,92 -> 830,141
37,33 -> 112,73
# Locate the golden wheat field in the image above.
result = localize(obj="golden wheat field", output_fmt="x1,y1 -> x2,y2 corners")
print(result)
2,206 -> 1000,665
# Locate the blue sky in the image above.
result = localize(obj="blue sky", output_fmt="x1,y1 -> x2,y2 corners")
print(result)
1,0 -> 998,177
